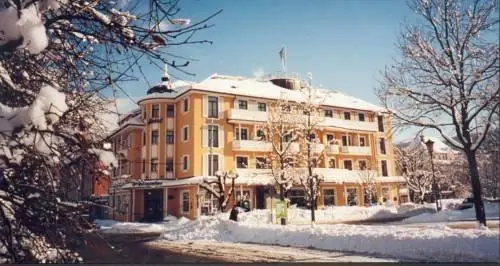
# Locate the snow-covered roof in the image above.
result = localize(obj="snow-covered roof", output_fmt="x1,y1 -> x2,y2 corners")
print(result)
137,74 -> 385,112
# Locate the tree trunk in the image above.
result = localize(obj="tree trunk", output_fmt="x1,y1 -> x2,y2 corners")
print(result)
465,151 -> 487,226
310,179 -> 315,223
419,192 -> 425,204
279,184 -> 286,225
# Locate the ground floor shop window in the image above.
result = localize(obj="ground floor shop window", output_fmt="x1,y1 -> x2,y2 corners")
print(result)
323,188 -> 336,206
289,189 -> 307,207
346,188 -> 358,206
364,189 -> 378,205
381,187 -> 391,202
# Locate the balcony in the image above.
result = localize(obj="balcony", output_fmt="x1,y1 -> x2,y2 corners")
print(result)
233,140 -> 272,152
303,143 -> 325,153
228,108 -> 268,123
340,146 -> 371,155
319,117 -> 378,132
325,144 -> 340,154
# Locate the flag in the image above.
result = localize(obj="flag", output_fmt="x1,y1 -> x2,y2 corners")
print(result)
279,47 -> 287,72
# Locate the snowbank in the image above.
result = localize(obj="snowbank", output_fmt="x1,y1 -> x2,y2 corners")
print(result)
161,217 -> 499,262
404,202 -> 500,224
95,217 -> 190,234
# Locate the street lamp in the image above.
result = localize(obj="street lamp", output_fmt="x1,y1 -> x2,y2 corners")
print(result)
424,139 -> 442,211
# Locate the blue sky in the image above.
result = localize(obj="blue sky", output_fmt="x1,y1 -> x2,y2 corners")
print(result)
117,0 -> 421,141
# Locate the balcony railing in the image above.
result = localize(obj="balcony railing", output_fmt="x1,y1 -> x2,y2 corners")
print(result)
325,144 -> 340,154
303,143 -> 325,153
340,146 -> 371,155
228,108 -> 268,123
319,117 -> 378,132
233,140 -> 272,152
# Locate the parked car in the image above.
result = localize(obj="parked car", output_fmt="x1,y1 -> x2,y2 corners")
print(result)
457,198 -> 474,210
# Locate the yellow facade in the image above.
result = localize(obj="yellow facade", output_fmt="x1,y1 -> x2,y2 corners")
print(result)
108,75 -> 404,221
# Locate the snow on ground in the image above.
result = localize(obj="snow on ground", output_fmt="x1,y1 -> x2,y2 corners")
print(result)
403,201 -> 500,224
159,215 -> 499,262
96,215 -> 190,234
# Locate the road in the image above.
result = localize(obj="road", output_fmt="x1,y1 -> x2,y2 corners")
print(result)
76,231 -> 400,263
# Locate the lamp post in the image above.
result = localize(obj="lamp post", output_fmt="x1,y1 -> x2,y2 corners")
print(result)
424,139 -> 442,211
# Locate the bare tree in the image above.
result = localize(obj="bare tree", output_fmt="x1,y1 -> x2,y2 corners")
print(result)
0,0 -> 219,262
199,171 -> 238,212
264,95 -> 303,225
377,0 -> 499,225
358,164 -> 379,206
395,146 -> 434,204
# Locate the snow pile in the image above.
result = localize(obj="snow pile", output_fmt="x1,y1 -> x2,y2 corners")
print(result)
404,202 -> 500,223
95,217 -> 191,234
161,217 -> 500,262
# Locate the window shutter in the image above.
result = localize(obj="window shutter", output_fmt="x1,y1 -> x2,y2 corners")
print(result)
218,96 -> 224,118
202,125 -> 208,148
202,154 -> 208,176
203,95 -> 208,117
218,125 -> 224,148
219,154 -> 224,172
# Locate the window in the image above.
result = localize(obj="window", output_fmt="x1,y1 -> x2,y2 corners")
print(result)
311,158 -> 318,167
235,128 -> 248,140
256,157 -> 267,169
152,104 -> 159,118
167,104 -> 174,117
182,126 -> 189,142
381,187 -> 390,202
208,154 -> 219,176
258,102 -> 267,112
183,98 -> 189,112
323,189 -> 336,206
208,125 -> 219,147
183,156 -> 189,171
182,191 -> 189,213
282,105 -> 291,112
358,113 -> 365,121
380,138 -> 386,154
346,188 -> 358,206
328,159 -> 336,168
283,132 -> 293,143
256,129 -> 266,140
359,137 -> 366,147
377,115 -> 384,132
284,158 -> 294,167
342,135 -> 351,146
236,156 -> 248,168
326,134 -> 335,144
151,130 -> 159,145
358,160 -> 367,170
289,189 -> 307,207
308,132 -> 316,141
142,131 -> 146,145
151,159 -> 158,172
238,100 -> 248,110
208,96 -> 218,118
344,112 -> 351,120
381,160 -> 388,176
142,159 -> 145,173
166,130 -> 174,144
343,160 -> 353,170
166,159 -> 174,172
325,109 -> 333,117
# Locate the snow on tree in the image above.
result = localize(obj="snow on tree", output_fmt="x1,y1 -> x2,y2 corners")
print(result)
0,0 -> 219,262
199,171 -> 239,212
263,94 -> 304,225
357,162 -> 379,205
395,145 -> 434,204
377,0 -> 499,226
294,74 -> 327,223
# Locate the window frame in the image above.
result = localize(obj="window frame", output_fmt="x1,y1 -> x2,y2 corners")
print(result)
151,104 -> 160,118
182,155 -> 189,172
257,102 -> 267,112
151,158 -> 158,173
183,98 -> 189,113
238,100 -> 248,110
208,96 -> 219,118
344,112 -> 351,120
381,160 -> 388,176
151,130 -> 159,145
256,157 -> 268,169
343,160 -> 353,170
166,130 -> 174,144
166,104 -> 175,117
323,188 -> 336,206
208,125 -> 219,147
377,115 -> 384,132
358,113 -> 365,122
207,154 -> 219,176
166,159 -> 174,172
235,128 -> 248,140
324,109 -> 333,118
359,136 -> 366,147
236,156 -> 248,169
182,126 -> 189,142
181,190 -> 190,213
